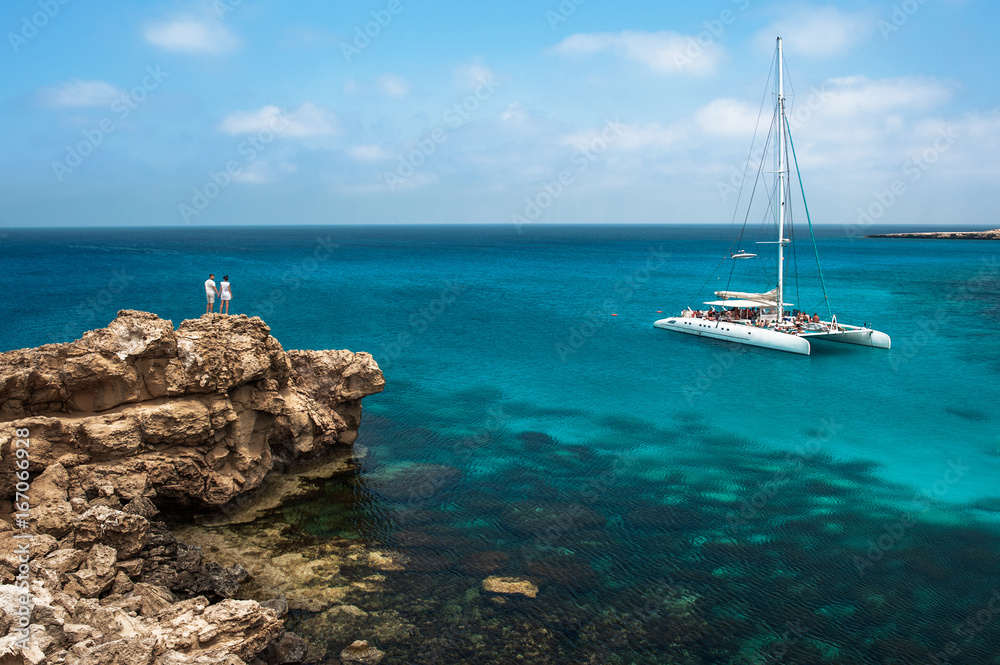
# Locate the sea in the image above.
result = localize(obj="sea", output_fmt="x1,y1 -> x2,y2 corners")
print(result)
2,223 -> 999,664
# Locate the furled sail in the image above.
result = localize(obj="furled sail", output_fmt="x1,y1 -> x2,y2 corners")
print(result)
714,288 -> 779,304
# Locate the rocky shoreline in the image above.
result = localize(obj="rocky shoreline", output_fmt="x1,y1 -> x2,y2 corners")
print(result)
864,228 -> 1000,239
0,311 -> 385,664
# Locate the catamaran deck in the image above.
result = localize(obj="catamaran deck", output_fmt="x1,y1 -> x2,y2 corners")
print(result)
654,311 -> 890,355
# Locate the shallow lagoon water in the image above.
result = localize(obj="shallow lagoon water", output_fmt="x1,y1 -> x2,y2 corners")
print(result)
3,224 -> 999,663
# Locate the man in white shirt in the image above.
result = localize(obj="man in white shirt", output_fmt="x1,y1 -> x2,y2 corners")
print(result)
205,273 -> 219,314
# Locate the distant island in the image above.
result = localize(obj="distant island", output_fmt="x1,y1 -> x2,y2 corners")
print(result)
865,229 -> 1000,239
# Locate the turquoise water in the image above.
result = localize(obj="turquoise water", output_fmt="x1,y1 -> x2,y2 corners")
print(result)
3,224 -> 999,663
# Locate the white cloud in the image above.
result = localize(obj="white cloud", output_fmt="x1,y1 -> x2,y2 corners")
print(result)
348,145 -> 389,162
39,80 -> 124,107
696,98 -> 759,136
958,110 -> 1000,144
552,30 -> 726,75
500,102 -> 528,122
218,106 -> 284,134
218,102 -> 338,138
941,111 -> 1000,178
144,17 -> 239,54
455,63 -> 498,89
728,74 -> 962,178
810,76 -> 954,118
755,6 -> 875,57
377,74 -> 410,98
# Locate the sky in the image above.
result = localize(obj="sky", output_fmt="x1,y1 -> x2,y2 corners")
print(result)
2,0 -> 998,227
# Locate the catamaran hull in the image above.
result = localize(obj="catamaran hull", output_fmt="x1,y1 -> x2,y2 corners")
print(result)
653,318 -> 811,355
803,329 -> 891,349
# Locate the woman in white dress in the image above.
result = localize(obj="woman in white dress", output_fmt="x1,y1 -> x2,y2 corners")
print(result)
220,276 -> 233,314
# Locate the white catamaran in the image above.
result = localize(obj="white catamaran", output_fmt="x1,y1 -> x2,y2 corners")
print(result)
654,37 -> 890,356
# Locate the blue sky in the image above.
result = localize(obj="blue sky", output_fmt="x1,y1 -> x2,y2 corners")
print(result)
2,0 -> 998,226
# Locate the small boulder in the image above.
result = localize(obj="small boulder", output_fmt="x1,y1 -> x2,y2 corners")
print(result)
193,562 -> 250,599
129,582 -> 176,617
261,630 -> 310,664
41,548 -> 88,575
340,639 -> 385,664
481,576 -> 539,598
111,570 -> 134,595
72,505 -> 150,559
260,593 -> 289,619
123,496 -> 160,519
64,543 -> 118,598
31,463 -> 75,538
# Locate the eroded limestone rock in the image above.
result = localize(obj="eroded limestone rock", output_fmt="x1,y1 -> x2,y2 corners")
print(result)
0,310 -> 384,509
0,310 -> 385,665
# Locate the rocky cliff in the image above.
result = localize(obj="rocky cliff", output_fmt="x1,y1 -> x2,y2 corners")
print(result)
0,310 -> 384,509
0,310 -> 384,664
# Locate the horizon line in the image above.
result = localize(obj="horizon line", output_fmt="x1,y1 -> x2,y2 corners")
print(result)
1,221 -> 994,231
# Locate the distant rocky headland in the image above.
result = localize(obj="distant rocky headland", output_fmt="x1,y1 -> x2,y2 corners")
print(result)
865,228 -> 1000,239
0,310 -> 385,664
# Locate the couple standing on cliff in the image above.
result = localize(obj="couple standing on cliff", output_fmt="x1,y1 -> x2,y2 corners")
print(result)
205,273 -> 233,314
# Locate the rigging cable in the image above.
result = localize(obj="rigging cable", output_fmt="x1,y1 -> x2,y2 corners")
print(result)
781,107 -> 802,312
695,51 -> 777,308
690,49 -> 784,309
790,197 -> 801,312
784,113 -> 834,319
728,50 -> 777,233
722,111 -> 776,299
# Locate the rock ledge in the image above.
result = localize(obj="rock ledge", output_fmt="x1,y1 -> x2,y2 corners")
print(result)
0,311 -> 384,664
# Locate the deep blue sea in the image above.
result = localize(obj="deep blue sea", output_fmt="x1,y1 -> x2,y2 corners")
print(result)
3,224 -> 999,664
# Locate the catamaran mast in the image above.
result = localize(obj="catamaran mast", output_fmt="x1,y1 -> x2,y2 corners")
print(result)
776,36 -> 787,322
